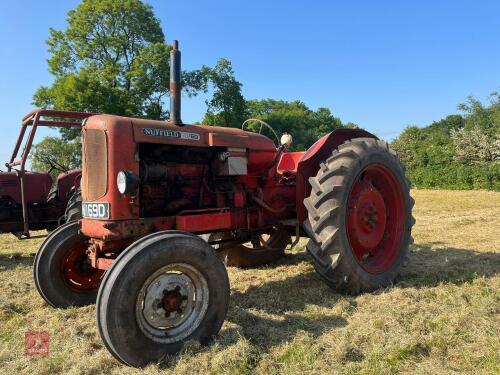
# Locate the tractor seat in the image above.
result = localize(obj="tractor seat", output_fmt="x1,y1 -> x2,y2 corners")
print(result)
277,152 -> 303,177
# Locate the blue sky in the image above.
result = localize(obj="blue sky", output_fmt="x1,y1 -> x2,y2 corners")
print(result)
1,0 -> 499,164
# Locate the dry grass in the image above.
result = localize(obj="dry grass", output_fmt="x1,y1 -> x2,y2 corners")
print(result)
0,190 -> 499,374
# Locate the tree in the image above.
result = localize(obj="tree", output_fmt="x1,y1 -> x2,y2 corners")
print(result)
244,99 -> 344,150
451,126 -> 500,164
458,93 -> 500,136
201,59 -> 248,128
391,94 -> 500,190
391,125 -> 425,169
33,0 -> 206,141
30,0 -> 211,171
30,137 -> 81,180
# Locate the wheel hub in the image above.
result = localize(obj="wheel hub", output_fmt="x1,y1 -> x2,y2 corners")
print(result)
142,273 -> 193,328
348,181 -> 387,256
346,164 -> 406,274
162,287 -> 186,313
60,243 -> 104,291
136,263 -> 209,344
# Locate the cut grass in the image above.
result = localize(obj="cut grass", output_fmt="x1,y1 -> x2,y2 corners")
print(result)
0,189 -> 499,374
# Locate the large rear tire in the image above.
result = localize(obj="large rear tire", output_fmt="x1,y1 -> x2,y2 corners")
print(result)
96,231 -> 230,367
304,138 -> 414,294
34,221 -> 104,307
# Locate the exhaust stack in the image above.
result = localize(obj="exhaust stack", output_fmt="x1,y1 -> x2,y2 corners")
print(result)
169,40 -> 182,125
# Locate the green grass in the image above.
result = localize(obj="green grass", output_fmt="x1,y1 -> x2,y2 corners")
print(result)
0,190 -> 499,374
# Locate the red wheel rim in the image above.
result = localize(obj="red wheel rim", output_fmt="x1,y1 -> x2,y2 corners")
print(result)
346,164 -> 406,274
60,242 -> 104,291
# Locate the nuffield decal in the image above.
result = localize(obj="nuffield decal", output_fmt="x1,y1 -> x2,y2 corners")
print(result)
142,127 -> 200,141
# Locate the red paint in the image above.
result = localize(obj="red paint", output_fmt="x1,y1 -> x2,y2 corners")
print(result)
60,242 -> 104,291
79,114 -> 379,269
0,172 -> 52,203
347,178 -> 387,252
346,164 -> 406,274
56,169 -> 81,200
295,128 -> 378,221
176,210 -> 232,232
277,152 -> 303,174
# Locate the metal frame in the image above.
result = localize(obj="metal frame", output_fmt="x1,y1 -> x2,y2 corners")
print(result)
6,109 -> 96,236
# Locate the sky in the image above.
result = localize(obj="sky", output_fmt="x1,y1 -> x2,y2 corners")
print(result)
0,0 -> 499,164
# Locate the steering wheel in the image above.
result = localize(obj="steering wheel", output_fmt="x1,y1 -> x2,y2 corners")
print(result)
43,156 -> 69,175
241,119 -> 281,148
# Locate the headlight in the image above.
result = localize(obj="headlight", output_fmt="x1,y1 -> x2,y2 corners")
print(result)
117,170 -> 140,195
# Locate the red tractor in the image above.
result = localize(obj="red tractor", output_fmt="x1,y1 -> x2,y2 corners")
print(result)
34,41 -> 414,367
1,110 -> 92,238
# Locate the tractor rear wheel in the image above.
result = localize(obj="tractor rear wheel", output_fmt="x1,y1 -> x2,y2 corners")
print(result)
96,231 -> 229,367
64,187 -> 82,222
34,221 -> 104,307
304,138 -> 414,294
207,229 -> 291,267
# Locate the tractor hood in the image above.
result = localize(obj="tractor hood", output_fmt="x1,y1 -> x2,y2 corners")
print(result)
85,115 -> 277,152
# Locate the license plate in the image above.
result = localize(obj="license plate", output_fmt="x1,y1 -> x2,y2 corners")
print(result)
82,202 -> 110,219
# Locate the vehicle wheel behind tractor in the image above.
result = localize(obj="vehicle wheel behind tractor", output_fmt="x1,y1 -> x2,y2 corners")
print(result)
65,187 -> 82,223
206,228 -> 291,267
304,138 -> 415,294
34,221 -> 104,307
96,231 -> 229,367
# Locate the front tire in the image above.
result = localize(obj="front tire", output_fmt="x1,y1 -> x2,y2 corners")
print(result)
304,138 -> 415,294
96,231 -> 230,367
34,221 -> 104,307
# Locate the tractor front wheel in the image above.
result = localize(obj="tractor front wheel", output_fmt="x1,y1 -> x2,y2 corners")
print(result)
96,231 -> 229,367
34,221 -> 104,307
304,138 -> 415,294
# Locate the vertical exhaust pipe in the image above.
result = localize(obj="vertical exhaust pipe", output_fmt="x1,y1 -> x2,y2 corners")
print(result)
169,40 -> 182,125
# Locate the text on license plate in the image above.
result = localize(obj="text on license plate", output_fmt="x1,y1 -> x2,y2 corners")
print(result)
82,202 -> 110,219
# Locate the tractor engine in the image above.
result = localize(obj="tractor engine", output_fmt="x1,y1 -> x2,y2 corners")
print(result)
79,115 -> 296,243
137,143 -> 257,217
138,144 -> 215,217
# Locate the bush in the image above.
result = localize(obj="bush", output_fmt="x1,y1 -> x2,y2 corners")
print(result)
392,93 -> 500,191
408,163 -> 500,191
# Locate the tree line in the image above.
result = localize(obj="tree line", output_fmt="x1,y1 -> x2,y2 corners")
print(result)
391,94 -> 500,190
31,0 -> 352,173
31,0 -> 499,191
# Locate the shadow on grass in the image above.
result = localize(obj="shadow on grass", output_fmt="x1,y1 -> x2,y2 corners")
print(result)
226,274 -> 348,350
398,243 -> 500,288
218,250 -> 351,351
210,243 -> 499,354
0,252 -> 35,271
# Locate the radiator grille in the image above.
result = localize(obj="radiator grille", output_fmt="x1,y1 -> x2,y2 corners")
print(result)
82,129 -> 107,200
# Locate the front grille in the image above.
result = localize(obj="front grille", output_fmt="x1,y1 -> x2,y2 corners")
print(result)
82,129 -> 107,200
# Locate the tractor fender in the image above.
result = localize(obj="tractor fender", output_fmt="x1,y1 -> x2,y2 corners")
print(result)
56,169 -> 81,200
296,128 -> 377,222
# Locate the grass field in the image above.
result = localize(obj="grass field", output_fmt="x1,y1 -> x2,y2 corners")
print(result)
0,190 -> 499,374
